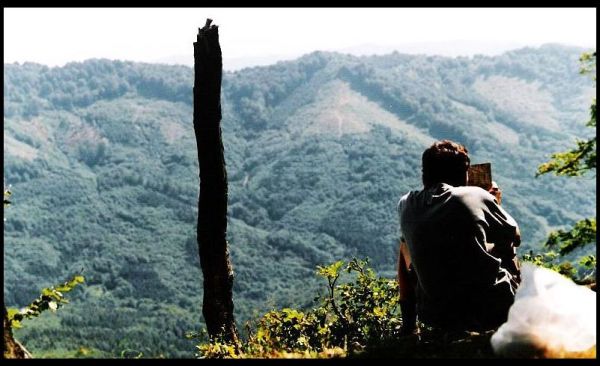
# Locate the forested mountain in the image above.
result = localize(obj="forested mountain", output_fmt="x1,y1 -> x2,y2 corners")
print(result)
3,44 -> 596,357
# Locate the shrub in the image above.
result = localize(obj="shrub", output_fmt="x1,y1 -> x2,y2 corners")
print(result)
196,258 -> 402,358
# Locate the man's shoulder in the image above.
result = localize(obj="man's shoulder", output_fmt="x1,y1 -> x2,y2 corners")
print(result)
449,185 -> 492,201
398,190 -> 422,203
398,191 -> 415,202
447,185 -> 498,214
397,190 -> 419,212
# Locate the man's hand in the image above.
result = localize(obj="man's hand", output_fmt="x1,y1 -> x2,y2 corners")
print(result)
489,181 -> 502,205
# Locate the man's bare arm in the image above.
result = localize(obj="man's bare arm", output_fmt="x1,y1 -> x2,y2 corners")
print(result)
397,239 -> 417,335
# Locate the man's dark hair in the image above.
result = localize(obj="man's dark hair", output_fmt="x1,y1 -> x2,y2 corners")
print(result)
422,140 -> 470,188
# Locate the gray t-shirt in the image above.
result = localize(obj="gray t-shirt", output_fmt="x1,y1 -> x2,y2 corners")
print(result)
398,183 -> 519,330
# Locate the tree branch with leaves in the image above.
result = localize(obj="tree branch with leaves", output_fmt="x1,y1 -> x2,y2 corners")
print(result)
532,51 -> 596,286
537,52 -> 596,177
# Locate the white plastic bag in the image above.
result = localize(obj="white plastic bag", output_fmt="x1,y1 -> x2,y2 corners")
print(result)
491,263 -> 596,358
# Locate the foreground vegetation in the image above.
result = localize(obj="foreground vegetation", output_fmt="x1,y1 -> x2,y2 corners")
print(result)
195,248 -> 595,359
196,258 -> 497,359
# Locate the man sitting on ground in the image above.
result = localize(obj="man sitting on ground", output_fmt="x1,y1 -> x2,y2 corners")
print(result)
397,140 -> 521,335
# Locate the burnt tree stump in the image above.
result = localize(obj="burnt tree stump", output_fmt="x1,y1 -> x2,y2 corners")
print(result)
193,19 -> 238,342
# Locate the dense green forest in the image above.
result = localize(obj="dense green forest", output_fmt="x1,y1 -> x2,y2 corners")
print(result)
3,44 -> 596,357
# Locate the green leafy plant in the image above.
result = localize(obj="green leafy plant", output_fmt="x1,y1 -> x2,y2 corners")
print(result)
4,187 -> 11,207
7,274 -> 85,329
536,51 -> 596,177
196,258 -> 402,358
5,186 -> 86,330
545,218 -> 596,256
532,51 -> 596,285
521,246 -> 596,285
521,250 -> 577,279
319,258 -> 402,348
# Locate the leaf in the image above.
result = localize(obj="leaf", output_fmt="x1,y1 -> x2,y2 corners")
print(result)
11,319 -> 22,329
316,260 -> 344,279
373,307 -> 385,317
42,288 -> 54,297
74,275 -> 85,284
579,255 -> 596,268
6,307 -> 20,321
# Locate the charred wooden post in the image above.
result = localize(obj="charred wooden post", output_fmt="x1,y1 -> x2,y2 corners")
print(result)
193,19 -> 238,342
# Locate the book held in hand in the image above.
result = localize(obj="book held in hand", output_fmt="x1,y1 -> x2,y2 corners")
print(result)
468,163 -> 492,190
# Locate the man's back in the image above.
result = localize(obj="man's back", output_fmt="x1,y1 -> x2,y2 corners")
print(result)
398,183 -> 518,331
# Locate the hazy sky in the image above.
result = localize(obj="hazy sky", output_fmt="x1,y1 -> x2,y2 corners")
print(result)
4,7 -> 596,70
